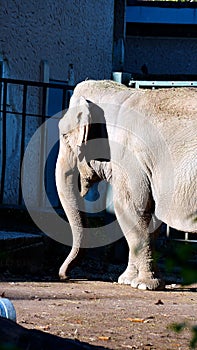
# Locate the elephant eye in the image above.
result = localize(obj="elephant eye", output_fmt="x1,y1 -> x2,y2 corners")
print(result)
62,134 -> 69,143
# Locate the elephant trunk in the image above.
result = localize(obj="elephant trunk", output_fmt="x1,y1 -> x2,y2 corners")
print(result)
55,149 -> 85,280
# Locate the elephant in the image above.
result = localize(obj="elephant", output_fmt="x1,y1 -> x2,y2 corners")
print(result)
55,80 -> 197,290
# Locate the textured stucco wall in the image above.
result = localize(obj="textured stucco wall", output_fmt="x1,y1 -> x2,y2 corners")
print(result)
124,36 -> 197,76
1,0 -> 114,82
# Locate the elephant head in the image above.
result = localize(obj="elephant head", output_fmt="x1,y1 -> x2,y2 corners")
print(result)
59,96 -> 96,196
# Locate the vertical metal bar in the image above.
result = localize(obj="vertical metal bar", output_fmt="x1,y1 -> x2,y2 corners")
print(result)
0,81 -> 7,204
42,86 -> 47,124
18,83 -> 27,205
66,89 -> 73,110
38,86 -> 47,207
185,232 -> 188,241
166,225 -> 170,238
62,87 -> 67,112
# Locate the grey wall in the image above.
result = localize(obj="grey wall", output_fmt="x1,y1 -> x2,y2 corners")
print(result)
124,36 -> 197,76
1,0 -> 114,82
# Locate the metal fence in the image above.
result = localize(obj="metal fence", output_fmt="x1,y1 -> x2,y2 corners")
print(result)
0,77 -> 74,208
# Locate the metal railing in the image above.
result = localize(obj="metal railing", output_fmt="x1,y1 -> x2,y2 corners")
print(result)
0,77 -> 74,208
166,226 -> 197,244
129,80 -> 197,89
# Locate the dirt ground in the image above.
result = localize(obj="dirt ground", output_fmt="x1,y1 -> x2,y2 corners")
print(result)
1,280 -> 197,350
1,210 -> 197,349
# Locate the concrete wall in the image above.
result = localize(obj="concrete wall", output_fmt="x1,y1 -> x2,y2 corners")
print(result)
124,36 -> 197,76
1,0 -> 114,82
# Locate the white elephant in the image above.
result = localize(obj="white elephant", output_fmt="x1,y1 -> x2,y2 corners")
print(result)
55,80 -> 197,290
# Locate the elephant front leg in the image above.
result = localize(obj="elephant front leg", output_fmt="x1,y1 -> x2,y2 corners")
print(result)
118,230 -> 163,290
114,202 -> 163,290
129,238 -> 162,290
118,251 -> 138,285
125,226 -> 163,290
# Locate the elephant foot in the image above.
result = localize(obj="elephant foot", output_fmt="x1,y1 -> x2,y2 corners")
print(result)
130,276 -> 164,291
118,266 -> 138,285
118,266 -> 164,290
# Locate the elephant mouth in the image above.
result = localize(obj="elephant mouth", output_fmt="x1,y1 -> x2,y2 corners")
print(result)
79,170 -> 101,198
76,155 -> 101,197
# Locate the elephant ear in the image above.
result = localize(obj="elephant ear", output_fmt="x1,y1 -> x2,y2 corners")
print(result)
76,96 -> 91,152
63,95 -> 91,157
75,96 -> 96,197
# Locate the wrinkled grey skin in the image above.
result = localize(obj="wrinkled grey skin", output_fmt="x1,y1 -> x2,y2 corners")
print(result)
56,80 -> 197,290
